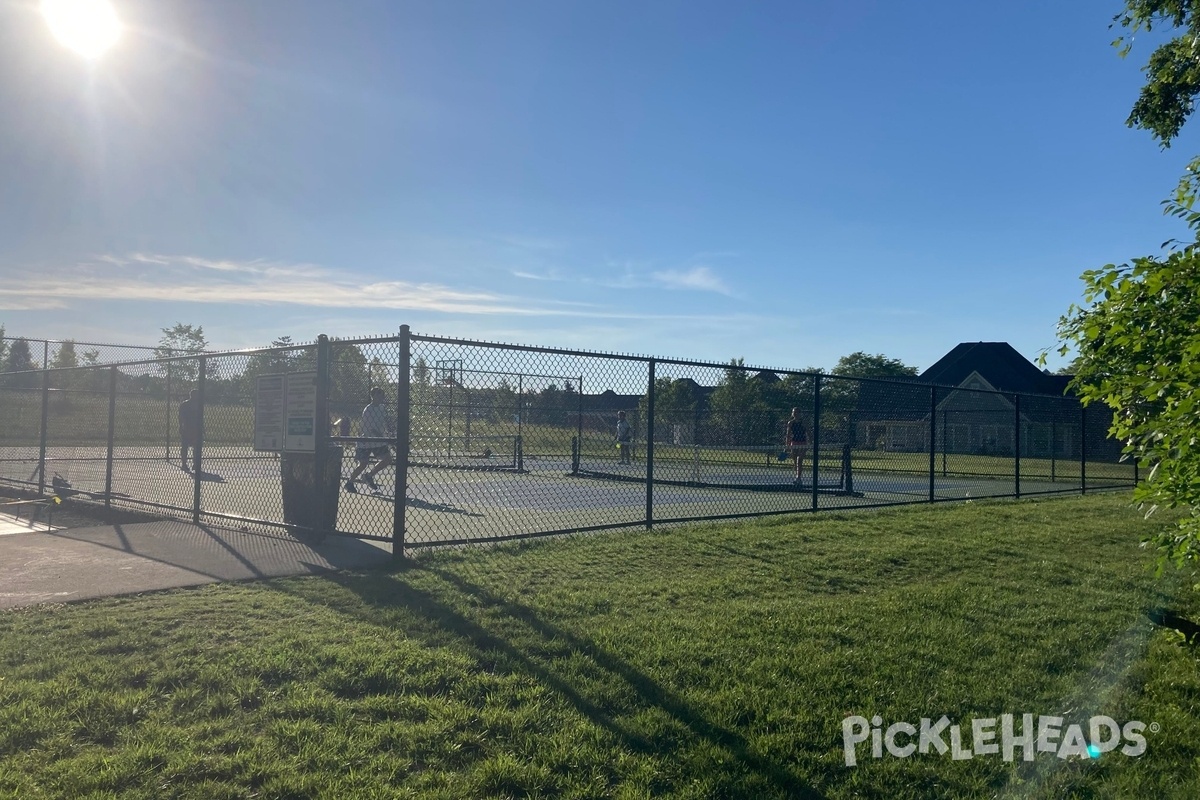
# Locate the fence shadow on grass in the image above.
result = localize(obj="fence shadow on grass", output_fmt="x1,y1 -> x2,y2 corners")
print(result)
301,562 -> 826,800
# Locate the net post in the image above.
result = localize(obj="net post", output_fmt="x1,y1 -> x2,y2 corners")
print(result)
37,366 -> 49,496
1051,416 -> 1057,482
576,375 -> 584,457
571,436 -> 579,474
842,443 -> 853,494
1080,402 -> 1087,495
516,435 -> 524,472
104,365 -> 117,509
645,359 -> 655,530
314,335 -> 331,535
811,374 -> 822,510
192,357 -> 206,524
393,325 -> 412,559
165,352 -> 172,463
929,385 -> 937,503
942,409 -> 947,477
1013,393 -> 1021,498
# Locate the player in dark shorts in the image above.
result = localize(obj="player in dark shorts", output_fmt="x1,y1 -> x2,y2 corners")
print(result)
345,387 -> 394,494
786,407 -> 808,485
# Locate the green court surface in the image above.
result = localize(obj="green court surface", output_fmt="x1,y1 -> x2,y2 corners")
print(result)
1,443 -> 1132,550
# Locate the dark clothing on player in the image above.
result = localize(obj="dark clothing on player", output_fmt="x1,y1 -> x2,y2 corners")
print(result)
178,397 -> 201,470
787,419 -> 807,446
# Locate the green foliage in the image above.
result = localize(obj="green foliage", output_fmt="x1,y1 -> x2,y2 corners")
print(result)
1057,2 -> 1200,579
707,358 -> 776,444
50,340 -> 78,369
1,337 -> 37,388
155,323 -> 208,384
831,351 -> 919,379
1058,251 -> 1200,574
2,336 -> 35,372
1113,2 -> 1200,230
638,376 -> 701,433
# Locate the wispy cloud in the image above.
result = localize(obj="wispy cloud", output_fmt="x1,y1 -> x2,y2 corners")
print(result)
511,269 -> 564,282
649,266 -> 734,296
0,253 -> 741,320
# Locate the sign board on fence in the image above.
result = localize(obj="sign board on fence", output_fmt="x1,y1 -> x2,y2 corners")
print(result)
254,374 -> 285,451
254,372 -> 317,452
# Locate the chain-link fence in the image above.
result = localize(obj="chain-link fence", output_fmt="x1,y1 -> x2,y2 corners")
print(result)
0,328 -> 1138,553
0,335 -> 164,371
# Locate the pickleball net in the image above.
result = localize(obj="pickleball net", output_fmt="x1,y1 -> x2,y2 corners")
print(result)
571,440 -> 856,494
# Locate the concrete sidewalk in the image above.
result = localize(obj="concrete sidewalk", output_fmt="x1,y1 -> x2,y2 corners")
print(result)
0,520 -> 393,609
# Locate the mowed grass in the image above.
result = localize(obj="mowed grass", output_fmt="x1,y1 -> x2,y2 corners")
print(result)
0,495 -> 1197,799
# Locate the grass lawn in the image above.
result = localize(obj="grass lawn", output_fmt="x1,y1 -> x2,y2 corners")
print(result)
0,494 -> 1197,798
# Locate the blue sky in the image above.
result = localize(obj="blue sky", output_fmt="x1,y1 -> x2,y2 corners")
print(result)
0,0 -> 1190,372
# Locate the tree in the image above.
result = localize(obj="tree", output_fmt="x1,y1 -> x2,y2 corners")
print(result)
1053,2 -> 1200,573
1058,252 -> 1200,572
3,337 -> 35,372
1,337 -> 37,389
51,340 -> 78,369
156,323 -> 208,383
1114,1 -> 1200,227
831,352 -> 919,379
639,377 -> 702,443
707,358 -> 772,445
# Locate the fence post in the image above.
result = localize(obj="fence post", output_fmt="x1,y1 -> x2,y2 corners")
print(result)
1051,417 -> 1057,483
314,335 -> 331,536
1013,393 -> 1021,499
105,366 -> 117,509
812,374 -> 823,511
645,359 -> 655,530
192,357 -> 206,524
928,385 -> 937,503
1080,403 -> 1087,495
393,325 -> 412,559
37,367 -> 49,496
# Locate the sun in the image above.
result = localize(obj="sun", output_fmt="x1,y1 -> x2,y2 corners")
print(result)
41,0 -> 122,60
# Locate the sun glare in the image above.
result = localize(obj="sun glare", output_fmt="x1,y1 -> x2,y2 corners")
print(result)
41,0 -> 122,60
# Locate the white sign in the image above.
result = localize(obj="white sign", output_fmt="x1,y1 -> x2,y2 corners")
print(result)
254,374 -> 285,452
254,372 -> 318,452
283,372 -> 317,452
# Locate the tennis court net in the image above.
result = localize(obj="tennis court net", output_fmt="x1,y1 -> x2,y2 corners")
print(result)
573,441 -> 856,494
332,434 -> 523,472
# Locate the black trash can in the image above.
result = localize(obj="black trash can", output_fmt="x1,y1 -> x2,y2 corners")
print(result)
280,446 -> 342,533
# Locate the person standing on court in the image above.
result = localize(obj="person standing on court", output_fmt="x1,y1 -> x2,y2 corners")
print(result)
345,387 -> 394,494
178,389 -> 200,471
786,407 -> 808,485
616,410 -> 632,465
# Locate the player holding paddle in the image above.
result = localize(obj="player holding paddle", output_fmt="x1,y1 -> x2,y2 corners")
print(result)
345,387 -> 394,494
786,407 -> 808,485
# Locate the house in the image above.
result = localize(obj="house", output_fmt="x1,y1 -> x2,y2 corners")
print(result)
854,342 -> 1117,460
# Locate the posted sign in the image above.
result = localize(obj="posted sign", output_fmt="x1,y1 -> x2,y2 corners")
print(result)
255,372 -> 317,452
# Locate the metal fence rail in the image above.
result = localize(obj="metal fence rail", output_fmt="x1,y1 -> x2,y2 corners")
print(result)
0,328 -> 1138,554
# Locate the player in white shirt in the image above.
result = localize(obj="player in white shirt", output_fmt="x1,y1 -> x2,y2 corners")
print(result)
345,387 -> 394,494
